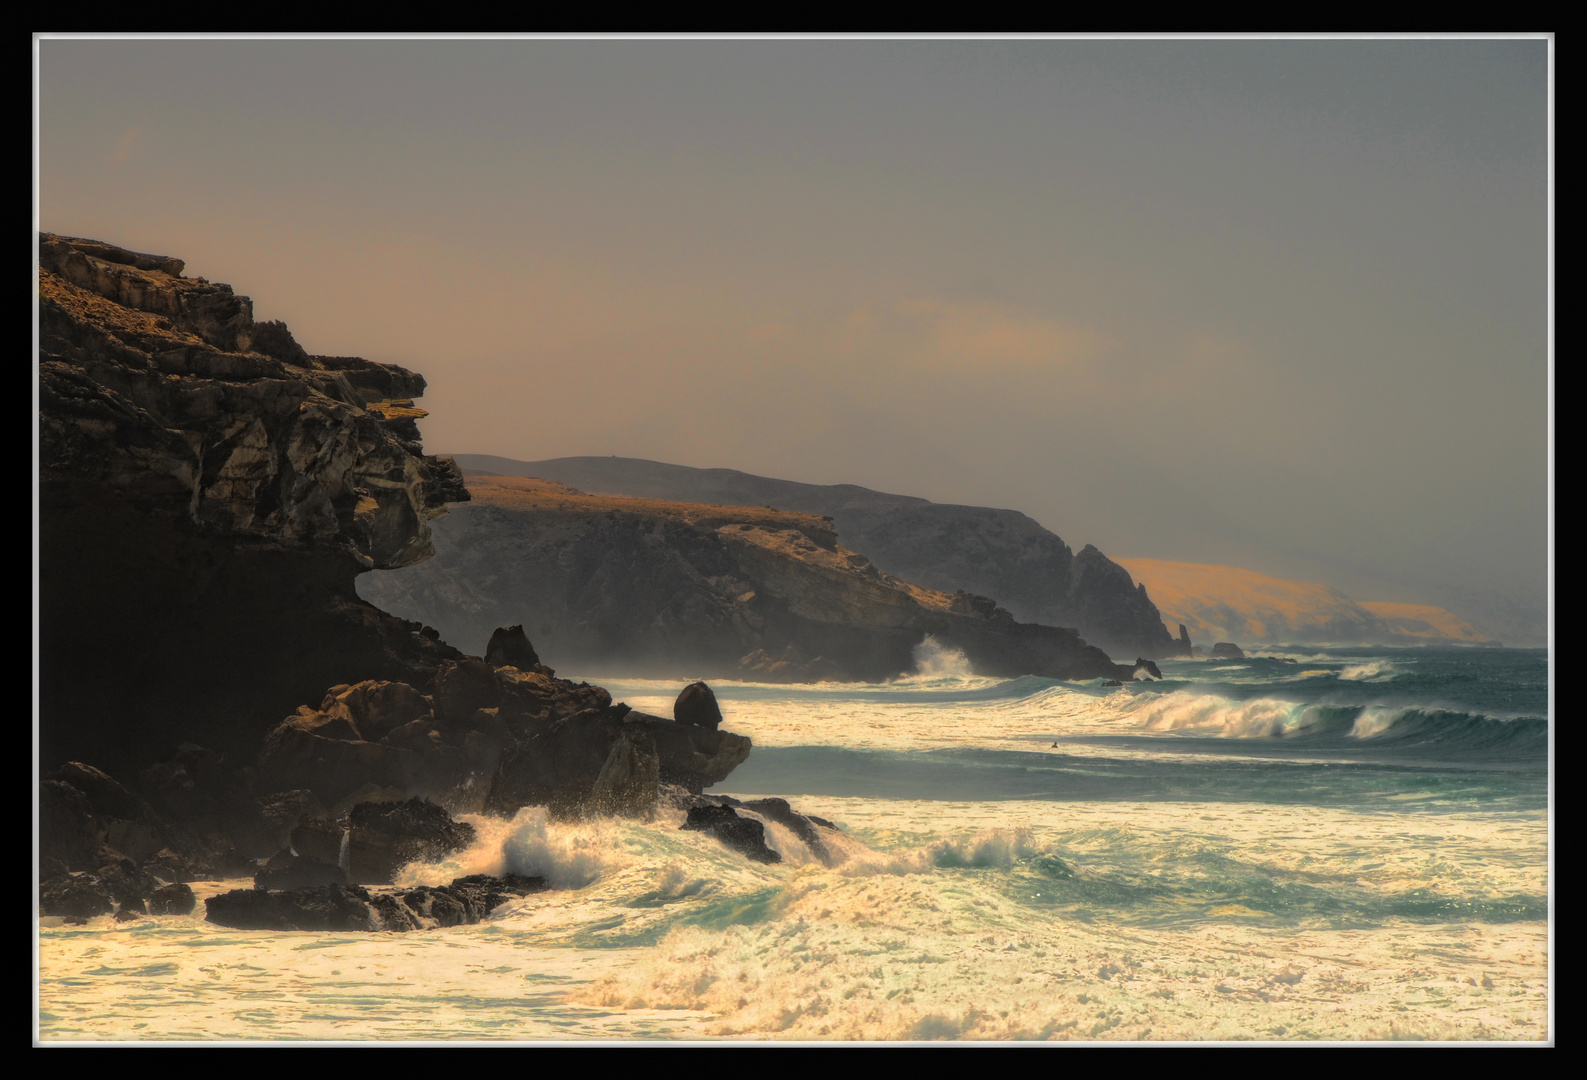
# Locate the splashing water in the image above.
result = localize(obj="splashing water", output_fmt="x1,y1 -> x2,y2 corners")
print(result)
908,635 -> 975,681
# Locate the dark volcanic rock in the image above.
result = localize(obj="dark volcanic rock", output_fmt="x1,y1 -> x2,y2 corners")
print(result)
39,232 -> 470,771
485,625 -> 541,671
245,791 -> 329,860
205,883 -> 379,931
347,798 -> 476,884
40,874 -> 115,920
433,659 -> 506,727
254,852 -> 349,891
680,804 -> 782,864
148,882 -> 197,915
1211,642 -> 1246,659
39,779 -> 101,869
673,682 -> 723,730
1132,658 -> 1164,679
289,816 -> 347,867
739,797 -> 832,864
203,874 -> 547,932
322,681 -> 434,744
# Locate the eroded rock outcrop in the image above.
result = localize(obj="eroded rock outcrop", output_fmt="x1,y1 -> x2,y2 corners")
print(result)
204,874 -> 549,932
38,236 -> 760,913
39,232 -> 470,769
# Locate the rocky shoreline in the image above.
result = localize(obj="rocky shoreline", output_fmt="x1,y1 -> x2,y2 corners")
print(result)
36,232 -> 1151,933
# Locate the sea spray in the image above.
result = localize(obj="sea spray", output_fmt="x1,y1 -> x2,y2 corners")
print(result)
908,635 -> 976,681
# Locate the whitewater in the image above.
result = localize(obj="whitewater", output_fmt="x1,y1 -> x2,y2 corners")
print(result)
36,643 -> 1550,1042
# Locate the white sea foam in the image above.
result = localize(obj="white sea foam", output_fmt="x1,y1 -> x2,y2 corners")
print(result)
393,807 -> 628,889
1349,706 -> 1409,739
1339,660 -> 1399,682
1128,690 -> 1327,738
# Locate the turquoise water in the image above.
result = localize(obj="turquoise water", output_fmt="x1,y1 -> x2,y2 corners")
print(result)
37,644 -> 1550,1042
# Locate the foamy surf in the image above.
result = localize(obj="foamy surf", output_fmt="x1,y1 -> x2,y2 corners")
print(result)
37,645 -> 1548,1042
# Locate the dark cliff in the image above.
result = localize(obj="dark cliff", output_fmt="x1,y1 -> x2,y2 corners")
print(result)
446,455 -> 1185,659
358,475 -> 1147,683
38,233 -> 471,768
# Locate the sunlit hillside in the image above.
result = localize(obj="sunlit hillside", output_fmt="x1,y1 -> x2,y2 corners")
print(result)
1113,559 -> 1491,646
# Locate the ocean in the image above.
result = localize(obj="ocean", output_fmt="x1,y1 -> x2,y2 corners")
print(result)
35,642 -> 1550,1042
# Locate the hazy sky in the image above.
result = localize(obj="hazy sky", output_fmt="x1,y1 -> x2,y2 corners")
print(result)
36,36 -> 1551,639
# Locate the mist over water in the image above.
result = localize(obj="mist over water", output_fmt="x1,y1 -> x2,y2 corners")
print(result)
39,645 -> 1548,1042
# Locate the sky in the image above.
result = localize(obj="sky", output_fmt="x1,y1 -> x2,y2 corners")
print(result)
35,36 -> 1552,643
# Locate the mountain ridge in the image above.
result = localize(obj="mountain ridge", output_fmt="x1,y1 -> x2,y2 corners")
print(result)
444,454 -> 1184,660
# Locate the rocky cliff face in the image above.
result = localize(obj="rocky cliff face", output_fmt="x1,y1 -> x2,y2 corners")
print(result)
39,236 -> 762,897
39,233 -> 472,768
447,455 -> 1186,659
358,476 -> 1148,683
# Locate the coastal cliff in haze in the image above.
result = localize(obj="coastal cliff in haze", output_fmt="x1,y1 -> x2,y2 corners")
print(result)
1113,559 -> 1499,647
357,475 -> 1151,683
444,455 -> 1185,660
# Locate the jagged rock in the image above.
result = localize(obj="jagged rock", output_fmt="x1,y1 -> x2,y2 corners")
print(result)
244,791 -> 329,860
737,797 -> 832,864
1132,658 -> 1164,679
1211,642 -> 1246,659
679,803 -> 782,864
39,779 -> 100,869
148,882 -> 197,915
40,874 -> 115,920
289,816 -> 347,867
626,713 -> 753,794
254,852 -> 349,891
1178,624 -> 1193,652
587,730 -> 661,816
321,681 -> 433,744
433,660 -> 505,727
673,682 -> 723,730
39,232 -> 470,772
40,764 -> 171,868
205,883 -> 380,931
347,798 -> 476,884
93,850 -> 159,910
485,625 -> 541,671
204,874 -> 547,932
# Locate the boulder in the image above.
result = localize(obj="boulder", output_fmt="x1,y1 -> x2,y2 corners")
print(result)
347,798 -> 476,884
432,660 -> 504,728
680,803 -> 782,864
588,730 -> 661,817
40,873 -> 115,920
673,682 -> 723,730
289,816 -> 347,867
1132,658 -> 1164,679
203,874 -> 547,932
205,883 -> 379,931
245,790 -> 329,859
485,625 -> 541,671
738,797 -> 832,864
39,779 -> 100,869
1211,642 -> 1246,659
148,882 -> 197,915
322,681 -> 434,744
